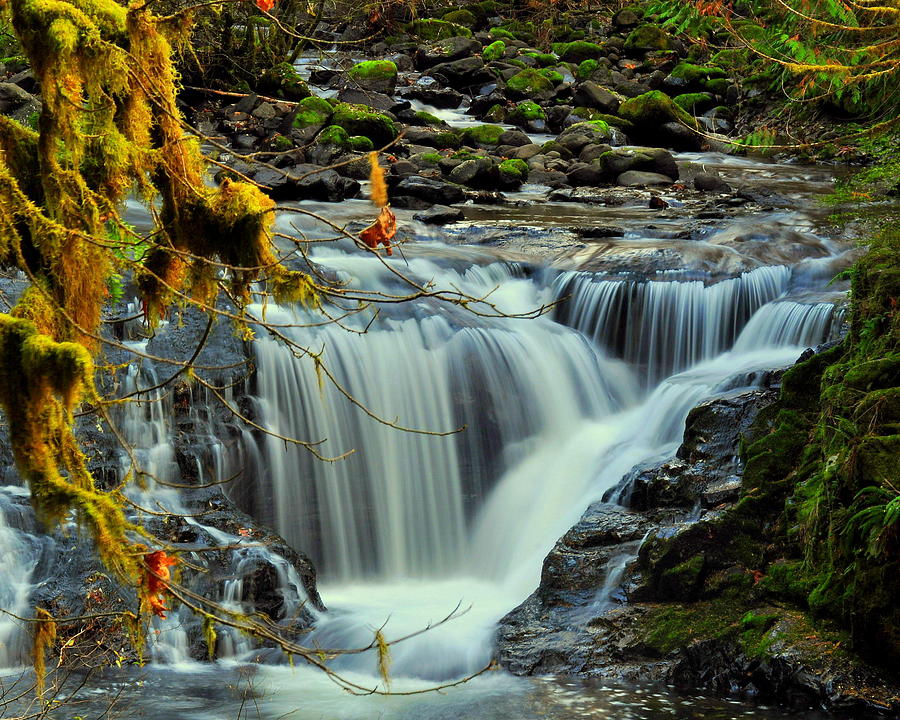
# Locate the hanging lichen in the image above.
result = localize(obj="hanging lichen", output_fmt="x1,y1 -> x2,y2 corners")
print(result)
32,608 -> 57,696
0,0 -> 323,658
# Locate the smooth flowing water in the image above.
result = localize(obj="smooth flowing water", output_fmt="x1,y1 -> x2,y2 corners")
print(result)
0,152 -> 852,719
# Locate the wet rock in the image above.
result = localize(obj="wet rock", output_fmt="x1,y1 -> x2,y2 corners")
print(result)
694,173 -> 732,193
0,82 -> 38,117
449,156 -> 499,188
597,146 -> 679,181
429,57 -> 492,90
7,69 -> 37,93
498,128 -> 532,147
573,81 -> 621,114
337,88 -> 396,112
566,162 -> 607,187
414,36 -> 482,69
617,170 -> 673,187
413,205 -> 464,224
346,60 -> 398,94
390,175 -> 466,205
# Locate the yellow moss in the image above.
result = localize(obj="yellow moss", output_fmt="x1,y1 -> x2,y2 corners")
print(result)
32,608 -> 57,696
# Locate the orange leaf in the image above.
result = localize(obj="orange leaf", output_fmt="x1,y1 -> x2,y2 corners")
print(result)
256,0 -> 275,11
144,550 -> 178,619
359,206 -> 396,256
368,152 -> 388,208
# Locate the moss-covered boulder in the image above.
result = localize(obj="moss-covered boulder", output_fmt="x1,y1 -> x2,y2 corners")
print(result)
623,24 -> 671,53
483,40 -> 506,62
406,19 -> 472,40
666,62 -> 728,93
505,68 -> 555,97
258,62 -> 311,101
292,96 -> 334,130
498,158 -> 529,187
461,124 -> 506,147
507,101 -> 546,129
316,125 -> 351,149
442,8 -> 477,26
347,60 -> 398,94
524,52 -> 558,68
331,103 -> 398,146
552,40 -> 605,63
349,136 -> 374,152
618,90 -> 699,130
489,27 -> 515,41
673,92 -> 716,114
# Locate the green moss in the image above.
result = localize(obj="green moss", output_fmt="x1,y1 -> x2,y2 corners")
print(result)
641,601 -> 742,655
347,60 -> 398,89
669,62 -> 728,84
552,40 -> 604,63
506,68 -> 554,95
442,8 -> 477,26
576,59 -> 600,81
331,103 -> 398,146
658,554 -> 706,600
317,125 -> 350,148
498,158 -> 529,181
507,58 -> 527,69
414,111 -> 447,127
405,19 -> 472,40
624,24 -> 671,52
483,103 -> 506,123
618,90 -> 699,130
489,27 -> 515,41
271,134 -> 293,151
259,62 -> 311,101
539,68 -> 564,85
419,152 -> 443,164
508,101 -> 545,124
462,124 -> 505,146
433,130 -> 463,149
482,40 -> 506,62
524,52 -> 557,67
349,135 -> 374,152
673,92 -> 713,114
292,95 -> 333,129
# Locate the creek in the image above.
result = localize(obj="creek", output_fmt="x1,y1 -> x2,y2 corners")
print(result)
0,141 -> 852,717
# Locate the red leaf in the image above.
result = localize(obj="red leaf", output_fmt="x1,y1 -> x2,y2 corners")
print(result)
144,551 -> 178,619
359,206 -> 397,256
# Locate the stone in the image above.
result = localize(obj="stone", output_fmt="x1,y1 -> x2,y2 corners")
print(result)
499,128 -> 533,147
391,175 -> 466,205
566,162 -> 607,187
347,60 -> 398,94
337,88 -> 396,112
694,173 -> 732,193
624,24 -> 671,54
429,57 -> 492,90
251,102 -> 278,120
413,205 -> 465,224
0,82 -> 35,112
617,170 -> 674,186
573,82 -> 621,114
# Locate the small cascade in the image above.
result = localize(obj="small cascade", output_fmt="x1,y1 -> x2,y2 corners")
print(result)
552,266 -> 791,384
0,487 -> 51,668
733,296 -> 845,352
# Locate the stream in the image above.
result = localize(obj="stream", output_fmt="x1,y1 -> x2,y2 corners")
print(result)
0,111 -> 854,716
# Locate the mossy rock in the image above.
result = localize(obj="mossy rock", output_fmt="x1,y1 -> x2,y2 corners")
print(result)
618,90 -> 698,130
576,59 -> 600,81
508,58 -> 527,69
552,40 -> 605,63
489,27 -> 515,41
673,92 -> 715,114
292,96 -> 334,129
624,24 -> 671,53
669,61 -> 727,83
347,60 -> 398,94
349,135 -> 374,152
415,110 -> 448,127
331,103 -> 398,146
433,130 -> 463,149
658,554 -> 707,600
259,62 -> 310,101
507,101 -> 545,127
416,152 -> 443,165
524,52 -> 558,67
442,8 -> 477,26
462,124 -> 506,146
703,77 -> 729,95
499,158 -> 529,183
483,40 -> 506,62
539,68 -> 565,86
483,103 -> 506,123
506,68 -> 555,96
405,19 -> 472,40
317,125 -> 351,149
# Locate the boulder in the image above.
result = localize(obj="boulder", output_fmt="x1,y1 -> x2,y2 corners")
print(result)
505,68 -> 556,99
413,205 -> 465,224
415,36 -> 483,69
552,40 -> 605,63
624,24 -> 671,54
617,170 -> 674,186
694,173 -> 732,193
449,156 -> 500,188
330,103 -> 398,146
391,175 -> 466,205
573,82 -> 621,114
429,56 -> 493,90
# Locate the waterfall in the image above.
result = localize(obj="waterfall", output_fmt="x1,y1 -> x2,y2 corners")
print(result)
0,487 -> 52,668
251,309 -> 638,581
551,266 -> 792,384
733,296 -> 844,351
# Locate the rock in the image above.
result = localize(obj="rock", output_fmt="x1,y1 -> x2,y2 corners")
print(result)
429,57 -> 492,89
613,8 -> 642,28
498,158 -> 529,188
552,40 -> 605,63
413,205 -> 464,224
0,82 -> 36,113
557,121 -> 612,153
579,143 -> 612,163
391,175 -> 466,205
405,18 -> 473,41
694,173 -> 732,193
573,82 -> 620,114
291,96 -> 333,132
337,88 -> 395,112
331,103 -> 398,146
461,124 -> 506,147
505,68 -> 556,99
673,92 -> 716,115
566,162 -> 606,187
514,143 -> 544,160
593,146 -> 678,182
618,91 -> 701,148
400,84 -> 464,109
449,157 -> 498,187
664,62 -> 728,94
506,101 -> 546,133
7,69 -> 37,93
346,60 -> 398,94
294,164 -> 361,202
624,24 -> 671,54
251,102 -> 278,120
415,36 -> 482,69
617,171 -> 674,186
